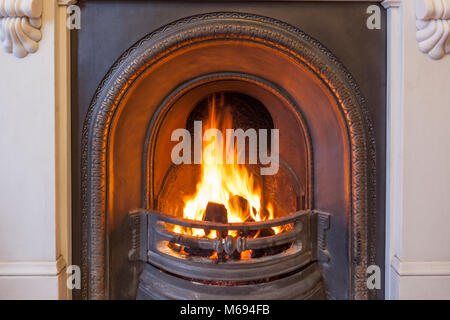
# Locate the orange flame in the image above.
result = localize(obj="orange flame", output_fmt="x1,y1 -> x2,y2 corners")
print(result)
175,94 -> 278,238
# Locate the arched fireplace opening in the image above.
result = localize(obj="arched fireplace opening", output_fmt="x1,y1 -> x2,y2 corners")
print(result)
81,13 -> 376,300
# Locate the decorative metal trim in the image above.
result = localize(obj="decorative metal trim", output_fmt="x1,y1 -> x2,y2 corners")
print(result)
315,211 -> 331,263
128,211 -> 148,262
81,12 -> 376,300
416,0 -> 450,60
0,0 -> 42,58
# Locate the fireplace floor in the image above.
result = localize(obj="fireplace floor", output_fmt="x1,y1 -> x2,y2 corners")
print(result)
137,262 -> 325,300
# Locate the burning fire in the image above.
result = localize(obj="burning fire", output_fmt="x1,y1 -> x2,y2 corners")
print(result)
174,94 -> 278,239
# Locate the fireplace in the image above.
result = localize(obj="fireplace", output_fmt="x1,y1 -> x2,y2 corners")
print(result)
74,3 -> 386,300
125,83 -> 337,299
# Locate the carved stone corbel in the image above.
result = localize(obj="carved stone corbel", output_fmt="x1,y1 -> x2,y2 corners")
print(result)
0,0 -> 42,58
416,0 -> 450,59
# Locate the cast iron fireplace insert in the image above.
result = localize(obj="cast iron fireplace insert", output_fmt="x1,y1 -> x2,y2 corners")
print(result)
73,1 -> 386,300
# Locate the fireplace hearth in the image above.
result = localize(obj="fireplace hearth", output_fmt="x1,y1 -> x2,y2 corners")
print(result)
74,3 -> 386,300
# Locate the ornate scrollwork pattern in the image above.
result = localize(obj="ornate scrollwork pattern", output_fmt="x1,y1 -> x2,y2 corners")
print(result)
0,0 -> 42,58
416,0 -> 450,60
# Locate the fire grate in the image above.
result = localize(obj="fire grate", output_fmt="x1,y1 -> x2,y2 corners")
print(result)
129,210 -> 331,283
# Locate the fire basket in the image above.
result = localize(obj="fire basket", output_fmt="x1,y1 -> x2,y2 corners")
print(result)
129,208 -> 331,299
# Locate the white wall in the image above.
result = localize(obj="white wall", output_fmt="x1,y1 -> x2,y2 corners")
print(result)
0,1 -> 69,299
386,0 -> 450,299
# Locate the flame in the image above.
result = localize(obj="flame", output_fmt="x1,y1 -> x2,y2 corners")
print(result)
177,94 -> 277,238
267,203 -> 281,234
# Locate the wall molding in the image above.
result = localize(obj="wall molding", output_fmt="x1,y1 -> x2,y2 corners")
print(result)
0,255 -> 66,276
392,255 -> 450,276
0,0 -> 42,58
382,0 -> 404,299
416,0 -> 450,59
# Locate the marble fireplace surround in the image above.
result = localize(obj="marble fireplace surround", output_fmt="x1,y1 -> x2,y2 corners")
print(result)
0,0 -> 449,300
1,1 -> 449,59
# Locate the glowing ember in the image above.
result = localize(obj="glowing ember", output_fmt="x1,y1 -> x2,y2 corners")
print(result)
240,250 -> 253,260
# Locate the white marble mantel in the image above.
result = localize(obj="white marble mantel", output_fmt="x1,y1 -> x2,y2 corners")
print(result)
383,0 -> 450,300
0,0 -> 71,299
